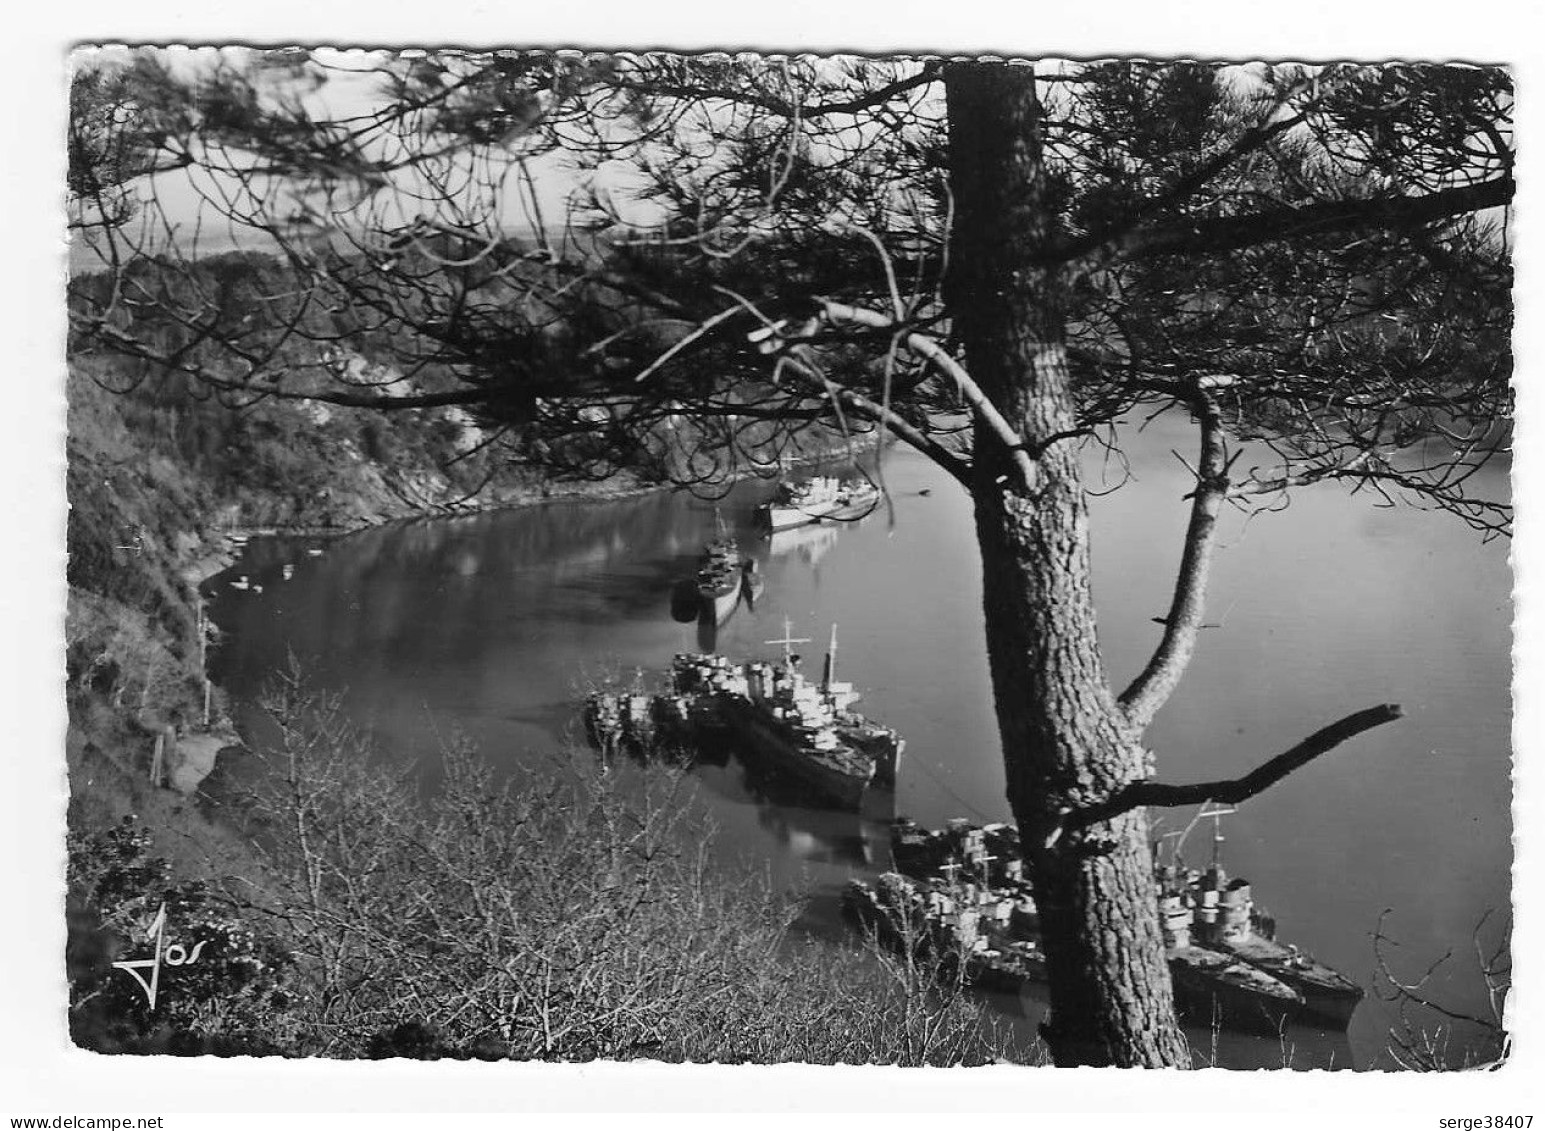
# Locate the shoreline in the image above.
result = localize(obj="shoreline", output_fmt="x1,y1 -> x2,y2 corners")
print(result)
183,439 -> 888,805
189,476 -> 661,587
199,441 -> 880,585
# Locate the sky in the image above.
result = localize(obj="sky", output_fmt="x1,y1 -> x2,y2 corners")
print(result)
66,46 -> 589,265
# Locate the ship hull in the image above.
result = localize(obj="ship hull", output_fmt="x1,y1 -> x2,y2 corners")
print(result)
1168,947 -> 1305,1036
763,501 -> 837,530
697,579 -> 740,624
1291,986 -> 1361,1030
583,692 -> 657,754
878,817 -> 1342,1038
724,699 -> 872,809
1218,936 -> 1363,1029
695,536 -> 743,624
841,880 -> 1052,997
964,950 -> 1048,995
845,879 -> 1303,1031
762,491 -> 882,531
822,490 -> 882,523
841,723 -> 903,786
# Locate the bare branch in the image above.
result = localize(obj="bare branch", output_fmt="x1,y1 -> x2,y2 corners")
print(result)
1372,908 -> 1512,1069
632,304 -> 743,384
1228,450 -> 1376,496
1093,175 -> 1514,266
814,300 -> 1038,491
1118,384 -> 1229,728
1051,704 -> 1404,844
777,352 -> 972,488
1058,97 -> 1311,270
603,60 -> 943,122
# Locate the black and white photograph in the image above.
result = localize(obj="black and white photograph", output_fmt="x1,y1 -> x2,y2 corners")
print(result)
6,3 -> 1538,1119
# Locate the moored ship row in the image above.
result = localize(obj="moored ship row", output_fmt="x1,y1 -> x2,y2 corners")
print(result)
843,870 -> 1049,993
856,816 -> 1363,1035
580,604 -> 1360,1034
584,621 -> 903,809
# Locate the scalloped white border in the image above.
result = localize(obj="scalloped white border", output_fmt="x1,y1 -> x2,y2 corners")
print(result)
7,3 -> 1538,1119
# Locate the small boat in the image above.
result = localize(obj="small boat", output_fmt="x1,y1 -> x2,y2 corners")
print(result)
229,576 -> 251,591
583,680 -> 657,754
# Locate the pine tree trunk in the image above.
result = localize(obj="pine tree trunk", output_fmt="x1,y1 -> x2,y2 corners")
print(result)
944,61 -> 1192,1068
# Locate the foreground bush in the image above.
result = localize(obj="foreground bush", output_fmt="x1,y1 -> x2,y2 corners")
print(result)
70,666 -> 1035,1065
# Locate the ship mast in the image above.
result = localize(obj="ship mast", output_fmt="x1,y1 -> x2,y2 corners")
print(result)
822,623 -> 838,692
765,618 -> 811,668
1168,802 -> 1237,871
1207,806 -> 1235,865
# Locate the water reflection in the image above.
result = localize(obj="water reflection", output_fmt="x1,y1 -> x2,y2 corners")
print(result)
766,522 -> 842,567
694,614 -> 718,654
747,783 -> 891,868
669,578 -> 699,623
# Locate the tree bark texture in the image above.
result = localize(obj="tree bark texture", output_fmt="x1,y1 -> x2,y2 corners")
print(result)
944,62 -> 1192,1068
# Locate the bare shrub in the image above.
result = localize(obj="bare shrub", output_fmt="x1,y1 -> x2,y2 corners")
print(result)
1372,909 -> 1511,1070
232,665 -> 1034,1064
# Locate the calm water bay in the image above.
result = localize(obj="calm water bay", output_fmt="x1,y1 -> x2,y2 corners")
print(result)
208,415 -> 1512,1069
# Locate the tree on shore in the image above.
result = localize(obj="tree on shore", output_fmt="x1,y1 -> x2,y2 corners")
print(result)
68,49 -> 1513,1067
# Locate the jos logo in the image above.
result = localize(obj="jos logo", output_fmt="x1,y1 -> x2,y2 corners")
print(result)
111,902 -> 209,1010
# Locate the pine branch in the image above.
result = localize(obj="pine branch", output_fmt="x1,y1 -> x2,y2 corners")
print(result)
1049,704 -> 1404,846
1087,176 -> 1513,266
1118,384 -> 1229,728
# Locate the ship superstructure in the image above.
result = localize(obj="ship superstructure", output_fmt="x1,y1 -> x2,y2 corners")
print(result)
1157,811 -> 1365,1028
864,814 -> 1362,1034
843,869 -> 1048,994
758,476 -> 882,531
695,510 -> 751,624
584,621 -> 903,808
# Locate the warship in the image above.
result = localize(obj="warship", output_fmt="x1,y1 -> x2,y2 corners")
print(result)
1157,812 -> 1365,1029
842,870 -> 1048,993
695,514 -> 750,624
875,815 -> 1361,1033
759,476 -> 882,531
675,622 -> 902,807
583,622 -> 903,809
